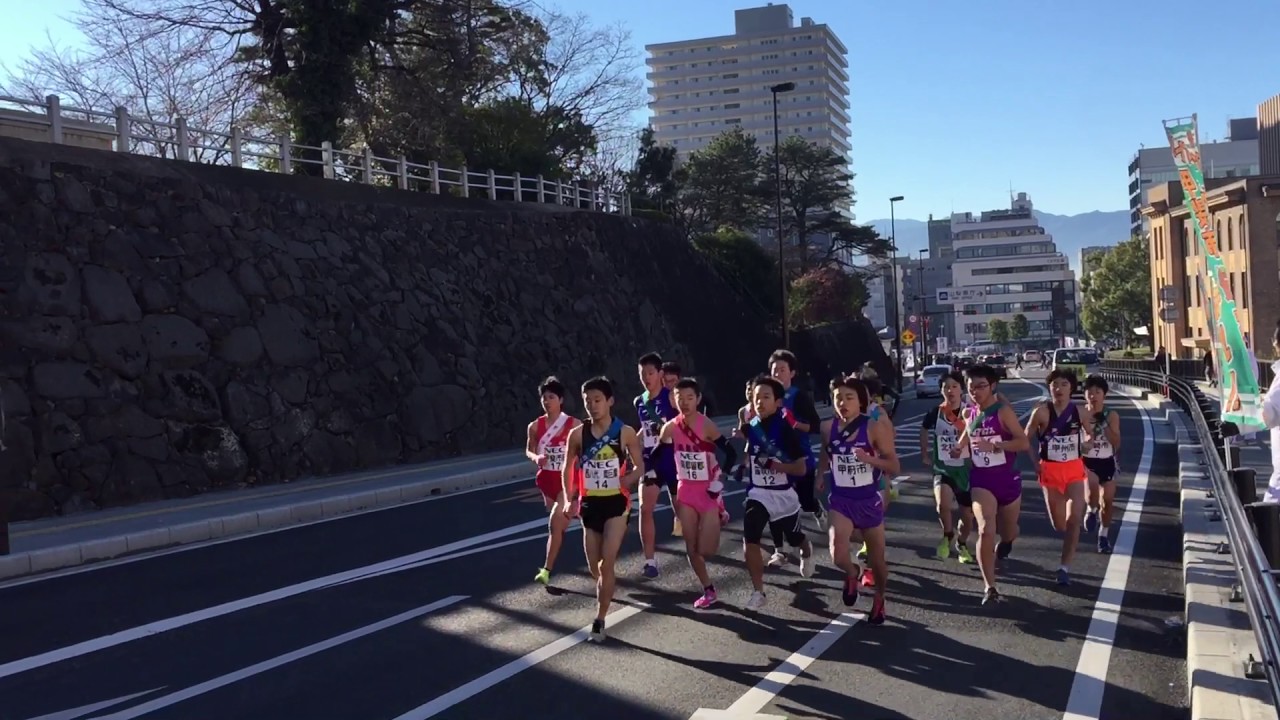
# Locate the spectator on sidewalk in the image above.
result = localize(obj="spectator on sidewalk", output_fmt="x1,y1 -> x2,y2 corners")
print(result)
1260,322 -> 1280,502
1203,349 -> 1216,388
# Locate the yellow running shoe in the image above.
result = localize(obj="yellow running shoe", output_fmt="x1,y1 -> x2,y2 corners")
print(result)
857,542 -> 868,560
534,567 -> 551,584
957,545 -> 974,564
935,537 -> 951,559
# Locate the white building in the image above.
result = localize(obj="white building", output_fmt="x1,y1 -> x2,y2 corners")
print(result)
949,193 -> 1079,346
1127,118 -> 1259,236
644,3 -> 851,184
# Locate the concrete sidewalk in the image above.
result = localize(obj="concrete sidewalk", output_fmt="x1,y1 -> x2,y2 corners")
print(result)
0,412 -> 761,581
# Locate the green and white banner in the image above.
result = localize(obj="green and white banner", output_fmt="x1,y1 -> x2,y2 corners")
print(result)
1163,115 -> 1263,431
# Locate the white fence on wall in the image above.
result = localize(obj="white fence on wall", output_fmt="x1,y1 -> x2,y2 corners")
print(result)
0,94 -> 631,215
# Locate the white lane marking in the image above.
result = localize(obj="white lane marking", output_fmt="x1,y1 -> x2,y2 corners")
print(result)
703,612 -> 862,717
0,473 -> 537,590
689,711 -> 787,719
88,596 -> 467,720
19,689 -> 165,720
0,523 -> 540,680
0,489 -> 743,680
390,603 -> 649,720
1061,396 -> 1156,720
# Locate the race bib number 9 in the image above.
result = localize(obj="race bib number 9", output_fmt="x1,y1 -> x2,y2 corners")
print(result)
582,458 -> 621,490
832,453 -> 875,488
973,434 -> 1006,467
678,451 -> 710,481
545,445 -> 567,472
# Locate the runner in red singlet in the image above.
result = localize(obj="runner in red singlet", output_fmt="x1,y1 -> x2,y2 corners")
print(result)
526,376 -> 580,585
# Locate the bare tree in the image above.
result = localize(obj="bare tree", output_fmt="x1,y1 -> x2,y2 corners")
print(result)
519,10 -> 646,167
1,0 -> 257,163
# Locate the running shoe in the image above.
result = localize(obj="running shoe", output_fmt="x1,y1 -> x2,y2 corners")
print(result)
694,587 -> 718,610
589,618 -> 606,642
842,573 -> 861,606
935,537 -> 951,560
1098,535 -> 1112,554
811,509 -> 827,532
1056,568 -> 1071,586
867,595 -> 886,625
533,567 -> 550,585
768,551 -> 789,567
982,587 -> 1001,605
745,590 -> 767,610
857,543 -> 869,560
642,563 -> 660,579
799,549 -> 815,578
1084,509 -> 1099,535
957,544 -> 975,564
860,566 -> 875,588
996,540 -> 1014,560
888,485 -> 900,501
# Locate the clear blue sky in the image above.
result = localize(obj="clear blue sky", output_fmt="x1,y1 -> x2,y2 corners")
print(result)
4,0 -> 1278,220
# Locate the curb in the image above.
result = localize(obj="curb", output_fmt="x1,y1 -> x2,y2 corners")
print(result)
1,414 -> 765,582
0,462 -> 532,582
1171,408 -> 1278,720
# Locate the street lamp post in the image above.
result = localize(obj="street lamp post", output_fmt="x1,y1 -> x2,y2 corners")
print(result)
889,195 -> 904,391
918,249 -> 929,360
770,81 -> 796,347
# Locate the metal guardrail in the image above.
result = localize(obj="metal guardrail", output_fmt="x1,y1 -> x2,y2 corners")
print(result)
1102,361 -> 1280,706
0,93 -> 631,215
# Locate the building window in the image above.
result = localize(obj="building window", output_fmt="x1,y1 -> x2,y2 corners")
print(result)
1242,271 -> 1250,309
1227,216 -> 1234,252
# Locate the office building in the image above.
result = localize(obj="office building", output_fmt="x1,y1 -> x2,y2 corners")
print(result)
1079,246 -> 1111,277
1127,118 -> 1259,236
928,215 -> 953,258
863,260 -> 904,335
644,4 -> 851,172
949,192 -> 1079,346
901,252 -> 954,352
1142,176 -> 1280,356
1260,92 -> 1280,175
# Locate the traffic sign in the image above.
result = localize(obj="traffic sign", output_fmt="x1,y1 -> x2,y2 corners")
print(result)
901,329 -> 916,344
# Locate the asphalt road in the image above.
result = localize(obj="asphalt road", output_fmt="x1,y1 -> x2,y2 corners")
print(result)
0,370 -> 1188,720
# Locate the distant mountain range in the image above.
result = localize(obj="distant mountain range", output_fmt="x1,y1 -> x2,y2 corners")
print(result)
865,209 -> 1131,276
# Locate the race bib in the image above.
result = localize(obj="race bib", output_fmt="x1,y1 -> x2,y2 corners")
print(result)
972,433 -> 1006,467
678,450 -> 710,481
582,458 -> 621,490
544,445 -> 567,472
642,423 -> 661,450
1087,436 -> 1112,459
832,453 -> 875,488
936,428 -> 968,467
1047,435 -> 1079,463
750,457 -> 786,487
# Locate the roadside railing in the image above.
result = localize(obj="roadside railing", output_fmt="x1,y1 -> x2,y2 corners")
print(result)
0,93 -> 631,215
1102,360 -> 1280,707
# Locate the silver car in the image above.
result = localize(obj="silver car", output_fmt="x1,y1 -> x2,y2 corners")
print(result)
915,364 -> 954,399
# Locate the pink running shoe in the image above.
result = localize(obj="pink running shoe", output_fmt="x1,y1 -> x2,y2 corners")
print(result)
693,587 -> 718,609
860,566 -> 875,588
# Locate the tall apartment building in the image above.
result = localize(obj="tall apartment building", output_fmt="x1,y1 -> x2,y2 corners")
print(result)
1143,176 -> 1280,356
949,193 -> 1080,346
1127,118 -> 1259,236
644,4 -> 851,180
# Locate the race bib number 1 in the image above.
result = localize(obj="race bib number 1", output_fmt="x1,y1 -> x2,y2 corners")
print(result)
832,453 -> 875,488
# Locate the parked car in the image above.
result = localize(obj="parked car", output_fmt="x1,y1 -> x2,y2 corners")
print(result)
953,354 -> 976,370
1023,350 -> 1043,364
981,354 -> 1008,379
915,364 -> 953,398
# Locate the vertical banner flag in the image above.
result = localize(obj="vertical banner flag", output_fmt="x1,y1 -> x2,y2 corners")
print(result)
1163,115 -> 1263,430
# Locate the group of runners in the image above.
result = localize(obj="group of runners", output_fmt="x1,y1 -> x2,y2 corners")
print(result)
524,351 -> 1123,641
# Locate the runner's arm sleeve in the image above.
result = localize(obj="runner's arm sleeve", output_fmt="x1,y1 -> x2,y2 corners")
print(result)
797,391 -> 821,428
714,436 -> 738,469
921,408 -> 938,431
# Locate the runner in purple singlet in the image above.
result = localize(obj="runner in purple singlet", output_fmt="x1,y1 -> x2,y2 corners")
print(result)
955,364 -> 1030,605
817,376 -> 898,624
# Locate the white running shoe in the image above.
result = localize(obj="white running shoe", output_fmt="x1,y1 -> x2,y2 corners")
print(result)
745,591 -> 767,610
800,550 -> 815,578
768,551 -> 788,567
